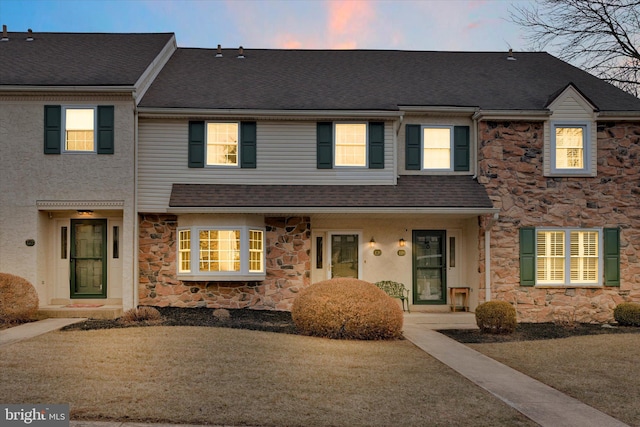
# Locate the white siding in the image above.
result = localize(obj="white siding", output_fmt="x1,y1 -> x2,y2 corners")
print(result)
138,120 -> 396,212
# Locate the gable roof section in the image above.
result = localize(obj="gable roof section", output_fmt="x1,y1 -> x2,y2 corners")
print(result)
168,175 -> 495,213
0,31 -> 175,87
139,49 -> 640,113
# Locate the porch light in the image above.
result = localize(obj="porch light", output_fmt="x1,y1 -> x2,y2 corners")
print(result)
369,237 -> 376,248
399,238 -> 406,247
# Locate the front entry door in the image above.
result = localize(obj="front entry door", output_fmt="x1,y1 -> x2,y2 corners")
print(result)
70,219 -> 107,298
329,233 -> 360,279
413,230 -> 446,304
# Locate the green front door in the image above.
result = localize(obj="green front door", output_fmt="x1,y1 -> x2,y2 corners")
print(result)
413,230 -> 446,304
70,219 -> 107,298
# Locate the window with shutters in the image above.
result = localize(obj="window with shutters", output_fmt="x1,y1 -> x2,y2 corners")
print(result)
535,229 -> 602,286
64,107 -> 96,152
335,123 -> 367,167
405,124 -> 469,172
207,122 -> 239,166
177,226 -> 265,280
423,126 -> 453,170
550,122 -> 592,175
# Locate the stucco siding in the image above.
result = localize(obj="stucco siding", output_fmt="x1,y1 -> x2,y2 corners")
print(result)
0,95 -> 137,306
138,120 -> 396,212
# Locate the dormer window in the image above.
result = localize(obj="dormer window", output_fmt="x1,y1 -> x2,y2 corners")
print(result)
550,123 -> 591,174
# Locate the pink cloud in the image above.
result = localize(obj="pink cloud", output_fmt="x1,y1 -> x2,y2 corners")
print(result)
326,0 -> 376,49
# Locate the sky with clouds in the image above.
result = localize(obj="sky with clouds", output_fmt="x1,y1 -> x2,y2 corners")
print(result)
1,0 -> 533,52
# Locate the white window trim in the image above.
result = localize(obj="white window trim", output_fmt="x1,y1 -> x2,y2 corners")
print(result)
205,121 -> 240,168
177,225 -> 265,281
549,121 -> 592,176
535,227 -> 603,288
62,106 -> 97,154
334,122 -> 368,168
421,125 -> 454,171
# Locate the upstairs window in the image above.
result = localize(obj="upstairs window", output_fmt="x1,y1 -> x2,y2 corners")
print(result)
44,105 -> 114,154
335,123 -> 367,167
317,122 -> 385,169
64,108 -> 96,152
550,122 -> 592,175
423,127 -> 453,170
207,122 -> 238,166
405,125 -> 469,172
188,121 -> 256,168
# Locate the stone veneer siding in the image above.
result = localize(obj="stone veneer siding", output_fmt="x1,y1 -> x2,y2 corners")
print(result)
477,121 -> 640,323
138,215 -> 311,311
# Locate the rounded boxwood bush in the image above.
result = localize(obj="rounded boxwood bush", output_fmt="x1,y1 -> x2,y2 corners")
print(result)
0,273 -> 39,322
614,302 -> 640,326
475,301 -> 517,334
291,278 -> 403,340
119,306 -> 163,325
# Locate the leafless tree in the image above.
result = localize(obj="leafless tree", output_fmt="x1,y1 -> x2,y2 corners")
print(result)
510,0 -> 640,97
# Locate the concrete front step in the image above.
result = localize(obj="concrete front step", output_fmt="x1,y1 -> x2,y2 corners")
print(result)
38,305 -> 123,320
404,312 -> 478,330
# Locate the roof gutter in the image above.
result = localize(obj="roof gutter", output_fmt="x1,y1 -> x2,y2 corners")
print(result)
166,206 -> 500,215
596,111 -> 640,121
0,85 -> 136,93
137,108 -> 404,119
472,110 -> 551,121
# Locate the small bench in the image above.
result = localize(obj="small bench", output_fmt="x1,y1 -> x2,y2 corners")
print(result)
374,281 -> 410,312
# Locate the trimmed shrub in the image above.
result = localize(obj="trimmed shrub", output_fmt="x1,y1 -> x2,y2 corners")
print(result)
119,306 -> 163,324
291,278 -> 403,340
614,302 -> 640,326
475,301 -> 517,334
0,273 -> 39,323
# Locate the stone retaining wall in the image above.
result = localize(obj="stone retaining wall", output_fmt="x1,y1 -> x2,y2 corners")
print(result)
138,215 -> 311,311
477,121 -> 640,322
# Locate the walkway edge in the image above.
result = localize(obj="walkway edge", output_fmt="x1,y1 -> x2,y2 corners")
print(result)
403,325 -> 629,427
0,318 -> 86,348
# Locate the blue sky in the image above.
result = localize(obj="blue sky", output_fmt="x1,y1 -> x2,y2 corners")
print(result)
1,0 -> 532,51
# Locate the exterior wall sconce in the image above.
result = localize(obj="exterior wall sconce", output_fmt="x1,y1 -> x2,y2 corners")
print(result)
77,210 -> 94,216
399,238 -> 406,247
369,237 -> 376,248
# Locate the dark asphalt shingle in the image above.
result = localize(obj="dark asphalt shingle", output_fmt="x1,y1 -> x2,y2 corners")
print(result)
169,175 -> 494,209
140,48 -> 640,112
0,31 -> 174,86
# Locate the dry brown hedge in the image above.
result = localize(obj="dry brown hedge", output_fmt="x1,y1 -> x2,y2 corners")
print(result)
119,306 -> 163,325
291,278 -> 403,340
0,273 -> 39,322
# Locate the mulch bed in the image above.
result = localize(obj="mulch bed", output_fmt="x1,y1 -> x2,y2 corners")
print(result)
59,307 -> 640,343
439,322 -> 640,343
61,307 -> 299,335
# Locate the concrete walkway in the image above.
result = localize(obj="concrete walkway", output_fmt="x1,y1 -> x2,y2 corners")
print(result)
2,316 -> 630,427
0,318 -> 85,348
403,316 -> 629,427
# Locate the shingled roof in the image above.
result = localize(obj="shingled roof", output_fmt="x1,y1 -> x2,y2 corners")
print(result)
0,31 -> 174,86
140,48 -> 640,112
169,175 -> 495,212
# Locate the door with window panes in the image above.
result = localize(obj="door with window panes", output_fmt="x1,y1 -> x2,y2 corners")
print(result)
413,230 -> 447,304
70,219 -> 107,298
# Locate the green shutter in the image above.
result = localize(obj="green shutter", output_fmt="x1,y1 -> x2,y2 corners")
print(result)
405,124 -> 421,170
368,122 -> 385,169
97,106 -> 114,154
453,126 -> 470,171
240,121 -> 257,168
317,122 -> 333,169
604,227 -> 620,287
188,121 -> 205,168
44,105 -> 61,154
520,227 -> 536,286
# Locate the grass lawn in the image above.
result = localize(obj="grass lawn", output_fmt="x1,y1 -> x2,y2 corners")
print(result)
0,326 -> 536,427
470,334 -> 640,426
